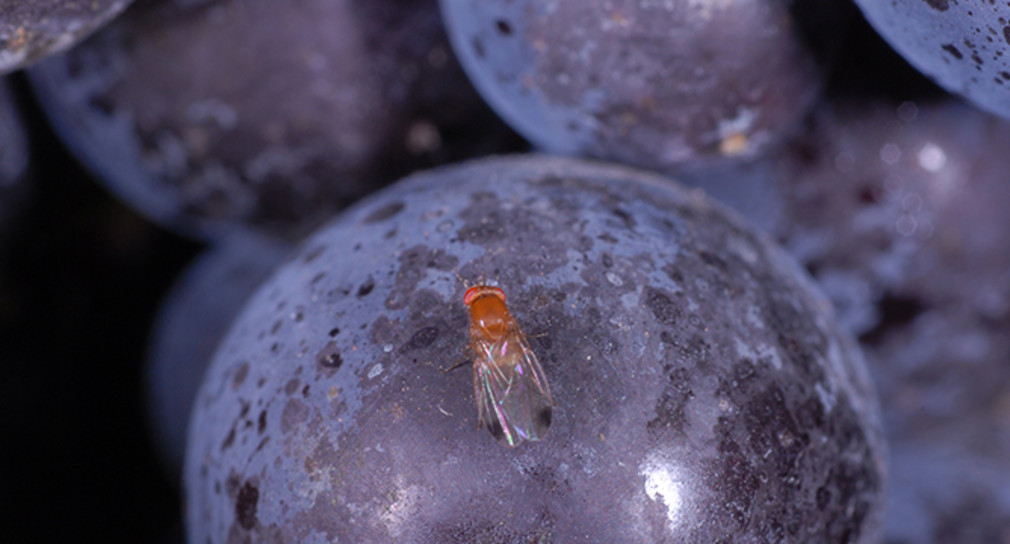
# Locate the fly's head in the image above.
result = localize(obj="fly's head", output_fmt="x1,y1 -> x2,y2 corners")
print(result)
465,285 -> 509,341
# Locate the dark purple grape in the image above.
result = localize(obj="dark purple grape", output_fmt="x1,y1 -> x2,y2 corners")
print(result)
27,0 -> 521,241
853,1 -> 1010,120
440,0 -> 847,171
184,155 -> 885,543
146,233 -> 289,480
682,100 -> 1010,542
713,101 -> 1010,441
0,0 -> 131,74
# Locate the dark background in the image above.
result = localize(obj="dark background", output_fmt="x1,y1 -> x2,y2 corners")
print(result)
0,74 -> 195,542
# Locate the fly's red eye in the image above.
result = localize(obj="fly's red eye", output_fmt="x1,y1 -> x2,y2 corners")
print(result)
464,286 -> 480,306
464,285 -> 506,306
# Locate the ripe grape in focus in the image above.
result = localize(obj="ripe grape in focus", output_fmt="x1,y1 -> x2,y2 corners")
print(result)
185,156 -> 886,544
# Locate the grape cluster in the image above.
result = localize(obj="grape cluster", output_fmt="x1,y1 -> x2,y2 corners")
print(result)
1,1 -> 1008,542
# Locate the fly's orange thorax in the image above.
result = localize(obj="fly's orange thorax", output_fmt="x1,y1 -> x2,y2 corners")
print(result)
464,285 -> 509,342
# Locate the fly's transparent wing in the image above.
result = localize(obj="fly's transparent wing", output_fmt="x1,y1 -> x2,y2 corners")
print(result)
473,330 -> 554,447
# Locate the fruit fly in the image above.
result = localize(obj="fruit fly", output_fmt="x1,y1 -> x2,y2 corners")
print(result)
462,284 -> 554,446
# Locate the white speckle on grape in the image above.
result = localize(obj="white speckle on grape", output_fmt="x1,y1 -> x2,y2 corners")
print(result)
641,454 -> 684,533
917,143 -> 946,172
378,476 -> 420,537
717,108 -> 756,142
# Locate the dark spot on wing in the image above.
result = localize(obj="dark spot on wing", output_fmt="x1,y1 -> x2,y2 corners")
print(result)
537,407 -> 553,429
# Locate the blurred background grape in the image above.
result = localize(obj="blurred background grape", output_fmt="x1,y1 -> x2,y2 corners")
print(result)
27,0 -> 524,241
145,232 -> 289,482
440,0 -> 850,171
